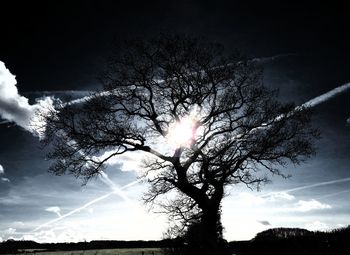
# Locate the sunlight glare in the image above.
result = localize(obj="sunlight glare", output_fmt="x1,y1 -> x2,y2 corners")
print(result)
167,114 -> 198,148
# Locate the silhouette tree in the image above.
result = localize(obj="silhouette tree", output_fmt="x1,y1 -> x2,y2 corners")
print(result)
42,34 -> 319,255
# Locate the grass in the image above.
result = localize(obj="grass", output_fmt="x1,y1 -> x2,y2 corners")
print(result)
20,248 -> 164,255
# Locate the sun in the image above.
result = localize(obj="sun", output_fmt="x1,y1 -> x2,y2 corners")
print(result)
167,115 -> 197,148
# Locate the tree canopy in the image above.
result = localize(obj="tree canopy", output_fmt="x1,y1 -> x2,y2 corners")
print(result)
43,34 -> 319,255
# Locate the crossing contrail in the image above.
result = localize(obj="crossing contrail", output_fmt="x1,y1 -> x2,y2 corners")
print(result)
2,56 -> 350,235
282,177 -> 350,193
32,179 -> 141,232
99,171 -> 136,205
261,177 -> 350,198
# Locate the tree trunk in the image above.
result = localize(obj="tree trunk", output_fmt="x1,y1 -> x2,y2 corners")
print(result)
175,173 -> 230,254
184,202 -> 230,255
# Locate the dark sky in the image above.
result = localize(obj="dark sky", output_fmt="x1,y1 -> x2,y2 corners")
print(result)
2,0 -> 350,90
0,0 -> 350,242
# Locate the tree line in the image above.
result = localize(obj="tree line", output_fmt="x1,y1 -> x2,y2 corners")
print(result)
1,226 -> 349,254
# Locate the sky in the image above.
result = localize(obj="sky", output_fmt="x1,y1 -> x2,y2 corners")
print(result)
0,0 -> 350,242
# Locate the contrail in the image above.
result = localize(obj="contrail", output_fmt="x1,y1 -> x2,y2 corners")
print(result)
301,82 -> 350,108
23,90 -> 92,96
3,54 -> 348,128
261,177 -> 350,198
0,120 -> 10,125
76,74 -> 349,112
52,64 -> 350,209
64,54 -> 297,106
224,81 -> 350,144
251,53 -> 298,64
99,171 -> 136,205
282,177 -> 350,193
3,81 -> 349,129
32,179 -> 141,232
66,90 -> 113,106
319,188 -> 350,199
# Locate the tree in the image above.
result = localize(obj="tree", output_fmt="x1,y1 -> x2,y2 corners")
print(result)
42,34 -> 319,255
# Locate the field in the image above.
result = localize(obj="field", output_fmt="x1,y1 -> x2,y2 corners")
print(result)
19,248 -> 163,255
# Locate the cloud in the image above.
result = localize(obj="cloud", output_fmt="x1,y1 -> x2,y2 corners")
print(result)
266,192 -> 295,202
305,221 -> 329,231
21,205 -> 168,243
0,164 -> 10,182
21,230 -> 57,243
11,222 -> 25,228
233,191 -> 331,215
336,223 -> 345,228
346,117 -> 350,126
257,220 -> 271,226
238,192 -> 266,205
293,199 -> 331,212
45,206 -> 62,217
5,228 -> 16,235
236,191 -> 296,208
92,150 -> 147,173
1,177 -> 10,183
0,60 -> 55,137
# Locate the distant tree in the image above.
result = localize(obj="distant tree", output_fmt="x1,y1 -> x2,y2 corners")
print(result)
43,34 -> 319,255
254,228 -> 313,241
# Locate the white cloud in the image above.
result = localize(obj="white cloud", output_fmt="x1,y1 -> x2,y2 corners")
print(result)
223,191 -> 334,240
237,192 -> 266,205
11,221 -> 25,228
94,150 -> 146,173
336,223 -> 345,228
5,228 -> 16,235
222,213 -> 271,241
232,191 -> 296,209
22,230 -> 57,243
1,177 -> 10,183
229,193 -> 331,214
267,192 -> 295,202
0,165 -> 10,182
0,60 -> 55,137
0,236 -> 2,242
294,199 -> 331,212
22,201 -> 168,243
45,206 -> 62,217
305,221 -> 329,231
